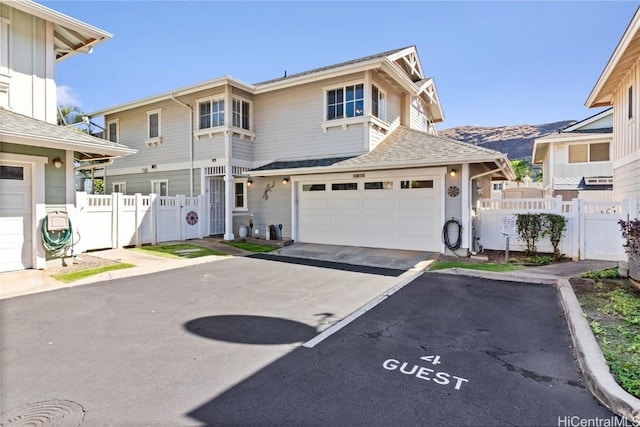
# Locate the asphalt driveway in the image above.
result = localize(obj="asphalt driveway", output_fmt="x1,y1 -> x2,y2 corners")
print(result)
0,256 -> 404,425
1,259 -> 614,426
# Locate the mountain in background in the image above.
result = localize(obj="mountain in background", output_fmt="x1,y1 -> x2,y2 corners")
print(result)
439,120 -> 576,161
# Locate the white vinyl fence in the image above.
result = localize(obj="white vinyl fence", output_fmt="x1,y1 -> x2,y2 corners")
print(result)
476,196 -> 639,261
75,192 -> 204,252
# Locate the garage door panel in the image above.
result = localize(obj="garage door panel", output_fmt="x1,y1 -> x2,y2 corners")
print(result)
1,162 -> 32,271
301,199 -> 328,209
298,174 -> 442,252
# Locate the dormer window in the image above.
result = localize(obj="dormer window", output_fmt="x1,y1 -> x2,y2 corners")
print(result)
327,83 -> 364,120
232,98 -> 251,130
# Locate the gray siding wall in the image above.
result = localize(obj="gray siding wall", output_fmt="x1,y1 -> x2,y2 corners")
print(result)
105,169 -> 197,196
107,99 -> 192,169
409,95 -> 431,132
241,176 -> 292,239
232,136 -> 253,162
252,72 -> 369,162
444,163 -> 462,222
2,143 -> 66,204
614,158 -> 640,201
194,134 -> 226,161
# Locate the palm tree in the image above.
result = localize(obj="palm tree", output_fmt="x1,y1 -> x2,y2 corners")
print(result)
57,104 -> 84,126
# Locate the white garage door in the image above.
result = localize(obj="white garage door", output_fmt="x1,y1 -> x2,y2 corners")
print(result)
298,174 -> 442,251
0,162 -> 32,272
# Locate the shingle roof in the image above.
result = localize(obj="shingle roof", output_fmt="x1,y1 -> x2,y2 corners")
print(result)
553,177 -> 581,190
0,107 -> 134,157
252,156 -> 357,171
334,126 -> 507,168
254,46 -> 412,86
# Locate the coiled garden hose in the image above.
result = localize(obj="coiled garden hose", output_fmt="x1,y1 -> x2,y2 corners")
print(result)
41,217 -> 77,257
442,218 -> 463,251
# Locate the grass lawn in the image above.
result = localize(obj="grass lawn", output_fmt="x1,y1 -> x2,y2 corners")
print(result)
132,243 -> 230,259
222,241 -> 278,253
51,263 -> 136,283
571,269 -> 640,399
430,260 -> 526,273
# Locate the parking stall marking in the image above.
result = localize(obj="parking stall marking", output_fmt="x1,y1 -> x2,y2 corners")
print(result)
382,354 -> 469,391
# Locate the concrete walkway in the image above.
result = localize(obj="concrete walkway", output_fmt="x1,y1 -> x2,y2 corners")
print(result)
0,242 -> 638,422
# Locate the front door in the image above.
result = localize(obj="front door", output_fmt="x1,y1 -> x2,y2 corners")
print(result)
209,178 -> 225,235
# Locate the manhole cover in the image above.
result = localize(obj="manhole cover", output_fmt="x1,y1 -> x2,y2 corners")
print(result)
0,400 -> 84,427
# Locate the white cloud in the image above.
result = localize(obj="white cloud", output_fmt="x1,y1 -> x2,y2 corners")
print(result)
57,85 -> 81,107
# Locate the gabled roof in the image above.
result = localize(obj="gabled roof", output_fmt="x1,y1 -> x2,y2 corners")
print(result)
562,108 -> 612,133
247,126 -> 514,180
6,0 -> 112,61
89,46 -> 444,123
0,107 -> 136,159
586,7 -> 640,107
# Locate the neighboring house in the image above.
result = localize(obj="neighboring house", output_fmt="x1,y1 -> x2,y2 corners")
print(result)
586,7 -> 640,201
532,108 -> 613,201
0,0 -> 135,272
89,46 -> 514,254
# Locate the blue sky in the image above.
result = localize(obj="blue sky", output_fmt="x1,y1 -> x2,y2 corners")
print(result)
45,1 -> 639,129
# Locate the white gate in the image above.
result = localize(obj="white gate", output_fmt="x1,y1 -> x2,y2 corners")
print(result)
209,178 -> 224,235
476,197 -> 638,261
76,192 -> 203,250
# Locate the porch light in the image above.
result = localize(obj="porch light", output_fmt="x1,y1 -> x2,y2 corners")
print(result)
52,158 -> 63,169
247,180 -> 253,187
449,168 -> 457,177
282,177 -> 290,184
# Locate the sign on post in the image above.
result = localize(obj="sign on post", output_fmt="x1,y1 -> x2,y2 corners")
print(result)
501,216 -> 517,262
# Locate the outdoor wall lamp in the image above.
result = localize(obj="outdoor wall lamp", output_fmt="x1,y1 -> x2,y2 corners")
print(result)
52,158 -> 63,169
247,180 -> 253,187
282,177 -> 290,184
449,168 -> 457,177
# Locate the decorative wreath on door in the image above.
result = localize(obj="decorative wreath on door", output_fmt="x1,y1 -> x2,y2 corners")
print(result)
447,186 -> 460,197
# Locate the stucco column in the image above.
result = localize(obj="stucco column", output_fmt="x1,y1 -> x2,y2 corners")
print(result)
461,163 -> 470,251
224,131 -> 234,241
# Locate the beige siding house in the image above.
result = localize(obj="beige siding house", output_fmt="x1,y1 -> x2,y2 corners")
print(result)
532,109 -> 613,201
587,8 -> 640,200
0,0 -> 135,272
89,46 -> 513,254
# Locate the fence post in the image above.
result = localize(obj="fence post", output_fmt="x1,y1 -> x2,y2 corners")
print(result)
150,193 -> 158,245
134,193 -> 142,247
112,193 -> 122,249
74,192 -> 87,255
554,195 -> 563,213
578,199 -> 586,260
571,198 -> 580,261
179,195 -> 186,241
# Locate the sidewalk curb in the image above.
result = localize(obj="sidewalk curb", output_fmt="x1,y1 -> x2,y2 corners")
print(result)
431,267 -> 558,285
557,278 -> 640,423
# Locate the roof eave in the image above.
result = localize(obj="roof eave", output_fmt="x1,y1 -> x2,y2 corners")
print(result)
586,7 -> 640,108
88,76 -> 254,117
0,131 -> 137,157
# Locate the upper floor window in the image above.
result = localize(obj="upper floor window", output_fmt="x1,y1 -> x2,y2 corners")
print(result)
629,86 -> 634,120
232,98 -> 251,130
372,85 -> 386,121
107,119 -> 119,143
147,109 -> 161,139
568,142 -> 610,163
199,98 -> 224,129
327,83 -> 364,120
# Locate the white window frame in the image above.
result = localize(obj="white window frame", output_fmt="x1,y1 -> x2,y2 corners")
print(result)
107,118 -> 119,143
198,96 -> 225,130
146,109 -> 162,145
233,178 -> 248,211
232,97 -> 252,131
567,142 -> 611,164
0,17 -> 10,78
112,182 -> 126,194
629,85 -> 634,121
372,84 -> 387,122
151,179 -> 168,196
324,80 -> 365,121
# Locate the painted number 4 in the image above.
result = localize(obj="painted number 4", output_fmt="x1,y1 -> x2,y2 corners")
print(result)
420,355 -> 441,365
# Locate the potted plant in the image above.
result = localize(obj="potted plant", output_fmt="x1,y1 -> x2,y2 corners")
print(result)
619,217 -> 640,283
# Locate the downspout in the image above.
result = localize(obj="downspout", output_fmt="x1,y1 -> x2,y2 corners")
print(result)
170,94 -> 194,197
